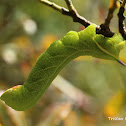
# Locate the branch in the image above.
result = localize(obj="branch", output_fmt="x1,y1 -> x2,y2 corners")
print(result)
64,0 -> 74,11
97,0 -> 118,37
39,0 -> 98,29
39,0 -> 69,14
118,0 -> 126,39
104,0 -> 118,28
39,0 -> 117,37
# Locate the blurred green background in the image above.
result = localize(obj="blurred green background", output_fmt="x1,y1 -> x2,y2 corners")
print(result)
1,0 -> 126,126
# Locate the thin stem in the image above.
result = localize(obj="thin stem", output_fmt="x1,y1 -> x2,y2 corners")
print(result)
97,0 -> 118,37
104,0 -> 118,28
39,0 -> 69,13
39,0 -> 98,28
122,0 -> 126,6
118,0 -> 126,39
64,0 -> 75,11
39,0 -> 117,37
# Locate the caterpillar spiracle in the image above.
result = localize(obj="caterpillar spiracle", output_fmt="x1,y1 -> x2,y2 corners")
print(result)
0,24 -> 125,111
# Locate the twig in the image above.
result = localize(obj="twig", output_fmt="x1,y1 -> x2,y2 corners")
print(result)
104,0 -> 118,28
64,0 -> 74,11
39,0 -> 117,37
39,0 -> 69,13
118,0 -> 126,39
39,0 -> 98,29
97,0 -> 118,37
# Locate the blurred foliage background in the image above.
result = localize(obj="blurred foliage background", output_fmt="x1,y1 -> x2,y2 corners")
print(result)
1,0 -> 126,126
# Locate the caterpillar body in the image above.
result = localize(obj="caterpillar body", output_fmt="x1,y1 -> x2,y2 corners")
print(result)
0,24 -> 125,111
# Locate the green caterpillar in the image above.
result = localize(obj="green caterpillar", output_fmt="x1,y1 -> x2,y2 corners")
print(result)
0,24 -> 125,111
